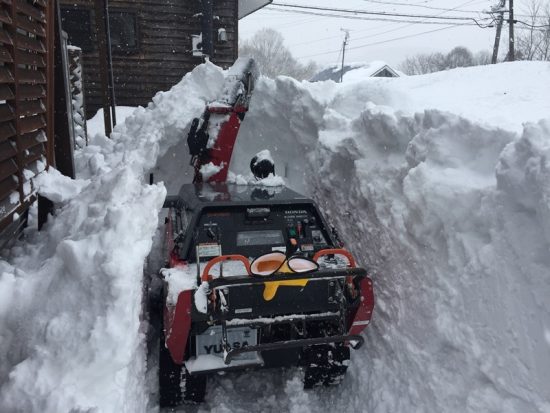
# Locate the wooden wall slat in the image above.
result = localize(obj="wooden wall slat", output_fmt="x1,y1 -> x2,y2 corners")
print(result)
0,122 -> 16,141
0,66 -> 14,83
16,68 -> 46,84
19,130 -> 45,150
15,14 -> 46,36
0,157 -> 17,182
0,30 -> 13,45
0,104 -> 14,122
0,9 -> 12,25
19,114 -> 45,134
0,84 -> 14,100
18,99 -> 45,116
19,84 -> 45,99
0,175 -> 18,197
15,0 -> 46,23
0,45 -> 13,62
16,49 -> 46,67
0,140 -> 16,162
15,33 -> 46,52
22,147 -> 44,166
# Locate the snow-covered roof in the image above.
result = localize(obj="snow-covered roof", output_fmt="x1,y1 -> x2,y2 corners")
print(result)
310,61 -> 400,82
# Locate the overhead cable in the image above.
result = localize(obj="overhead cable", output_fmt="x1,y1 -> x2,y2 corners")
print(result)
265,7 -> 493,27
270,3 -> 495,27
297,25 -> 460,59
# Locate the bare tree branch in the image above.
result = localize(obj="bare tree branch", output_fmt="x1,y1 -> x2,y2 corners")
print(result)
239,28 -> 318,80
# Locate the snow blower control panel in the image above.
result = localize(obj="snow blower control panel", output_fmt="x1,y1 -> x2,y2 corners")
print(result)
160,182 -> 374,407
182,202 -> 332,262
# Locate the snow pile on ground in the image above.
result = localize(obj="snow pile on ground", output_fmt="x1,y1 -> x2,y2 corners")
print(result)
0,63 -> 227,412
221,61 -> 550,413
339,61 -> 550,133
1,58 -> 549,413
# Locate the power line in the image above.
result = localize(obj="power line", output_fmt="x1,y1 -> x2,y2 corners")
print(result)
515,19 -> 550,29
264,7 -> 490,27
274,0 -> 500,49
269,2 -> 495,27
287,22 -> 397,48
297,25 -> 461,59
361,0 -> 482,14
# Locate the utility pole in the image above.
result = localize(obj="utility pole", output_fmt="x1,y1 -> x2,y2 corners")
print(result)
508,0 -> 515,61
340,30 -> 349,83
491,0 -> 505,64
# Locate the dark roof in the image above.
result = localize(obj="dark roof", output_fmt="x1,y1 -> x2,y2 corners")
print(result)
171,182 -> 312,210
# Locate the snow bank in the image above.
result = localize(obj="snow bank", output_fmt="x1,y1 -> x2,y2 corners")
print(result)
0,63 -> 226,412
338,61 -> 550,133
219,61 -> 550,412
2,56 -> 549,413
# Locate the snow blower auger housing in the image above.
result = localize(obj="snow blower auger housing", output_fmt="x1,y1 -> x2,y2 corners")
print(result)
158,182 -> 375,407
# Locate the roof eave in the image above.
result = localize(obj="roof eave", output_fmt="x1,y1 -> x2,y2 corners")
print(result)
238,0 -> 273,19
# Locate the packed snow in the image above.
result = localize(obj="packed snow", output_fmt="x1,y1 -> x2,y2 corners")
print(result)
0,59 -> 549,413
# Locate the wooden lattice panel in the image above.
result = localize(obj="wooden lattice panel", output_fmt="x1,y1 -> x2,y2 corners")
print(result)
0,0 -> 51,230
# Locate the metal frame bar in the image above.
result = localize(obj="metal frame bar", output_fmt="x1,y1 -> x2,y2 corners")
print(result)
208,267 -> 367,289
223,334 -> 364,365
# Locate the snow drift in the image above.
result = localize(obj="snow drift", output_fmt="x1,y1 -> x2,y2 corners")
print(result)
228,61 -> 550,413
0,63 -> 227,412
0,59 -> 549,413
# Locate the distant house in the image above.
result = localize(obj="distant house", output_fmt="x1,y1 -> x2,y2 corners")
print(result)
310,61 -> 401,82
59,0 -> 271,115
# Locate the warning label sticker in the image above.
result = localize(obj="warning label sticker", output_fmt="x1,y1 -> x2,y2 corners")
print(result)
197,243 -> 222,258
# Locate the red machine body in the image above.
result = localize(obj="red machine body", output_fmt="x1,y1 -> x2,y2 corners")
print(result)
157,58 -> 375,408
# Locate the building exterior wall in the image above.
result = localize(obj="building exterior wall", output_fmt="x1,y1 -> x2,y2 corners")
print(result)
59,0 -> 238,116
0,0 -> 54,237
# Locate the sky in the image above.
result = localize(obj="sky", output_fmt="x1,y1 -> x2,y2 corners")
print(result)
239,0 -> 536,69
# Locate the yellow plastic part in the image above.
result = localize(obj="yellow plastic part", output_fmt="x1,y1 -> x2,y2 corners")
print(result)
262,261 -> 309,301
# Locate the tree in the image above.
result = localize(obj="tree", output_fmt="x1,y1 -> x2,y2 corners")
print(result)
474,50 -> 492,66
445,46 -> 474,69
399,47 -> 492,75
239,28 -> 318,80
515,0 -> 550,61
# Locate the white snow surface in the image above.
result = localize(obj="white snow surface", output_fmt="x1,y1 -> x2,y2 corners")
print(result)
0,63 -> 225,413
0,59 -> 549,413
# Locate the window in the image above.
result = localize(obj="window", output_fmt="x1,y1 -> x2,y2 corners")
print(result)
60,8 -> 94,53
109,11 -> 139,53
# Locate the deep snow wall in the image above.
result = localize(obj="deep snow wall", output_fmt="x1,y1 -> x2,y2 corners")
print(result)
231,62 -> 550,413
0,60 -> 548,413
0,63 -> 225,413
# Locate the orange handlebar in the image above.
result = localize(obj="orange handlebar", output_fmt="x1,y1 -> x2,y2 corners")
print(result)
313,248 -> 356,268
201,255 -> 251,282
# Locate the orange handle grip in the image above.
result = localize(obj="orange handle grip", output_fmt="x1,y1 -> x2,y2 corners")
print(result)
313,248 -> 356,268
201,255 -> 251,282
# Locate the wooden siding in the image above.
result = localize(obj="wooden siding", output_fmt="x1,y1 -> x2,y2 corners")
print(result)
0,0 -> 53,232
59,0 -> 238,116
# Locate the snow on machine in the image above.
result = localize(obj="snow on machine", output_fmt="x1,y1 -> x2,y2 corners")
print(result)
157,58 -> 375,407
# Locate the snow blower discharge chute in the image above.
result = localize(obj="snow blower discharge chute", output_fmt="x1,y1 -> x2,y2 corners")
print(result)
156,57 -> 375,407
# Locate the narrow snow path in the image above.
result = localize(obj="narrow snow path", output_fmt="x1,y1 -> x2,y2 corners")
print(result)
1,61 -> 549,413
